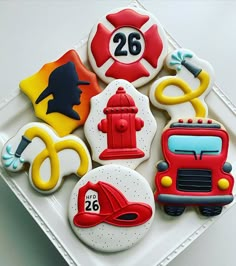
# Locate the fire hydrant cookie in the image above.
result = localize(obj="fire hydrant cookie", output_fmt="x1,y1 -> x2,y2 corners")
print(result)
149,48 -> 215,119
20,50 -> 102,136
84,79 -> 157,169
68,164 -> 155,252
88,6 -> 168,87
1,122 -> 92,194
154,118 -> 234,216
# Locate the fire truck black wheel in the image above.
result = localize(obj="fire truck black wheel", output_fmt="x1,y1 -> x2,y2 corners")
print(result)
199,206 -> 223,217
163,205 -> 185,216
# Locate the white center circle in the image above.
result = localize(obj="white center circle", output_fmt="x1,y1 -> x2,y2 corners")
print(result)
109,27 -> 145,64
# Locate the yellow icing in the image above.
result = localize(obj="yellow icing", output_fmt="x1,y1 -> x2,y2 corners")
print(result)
161,176 -> 172,187
19,50 -> 101,137
154,70 -> 210,117
24,126 -> 90,191
20,61 -> 77,137
218,178 -> 229,190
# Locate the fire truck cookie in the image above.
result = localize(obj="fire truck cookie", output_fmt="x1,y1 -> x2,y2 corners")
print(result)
68,164 -> 155,252
20,50 -> 101,137
154,118 -> 234,216
87,7 -> 168,87
84,79 -> 157,169
149,48 -> 215,119
1,122 -> 92,194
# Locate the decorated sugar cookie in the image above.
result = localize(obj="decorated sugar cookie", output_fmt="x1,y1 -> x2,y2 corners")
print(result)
1,122 -> 92,194
150,48 -> 215,119
154,118 -> 234,217
20,50 -> 101,136
68,164 -> 155,252
84,79 -> 157,169
88,7 -> 168,87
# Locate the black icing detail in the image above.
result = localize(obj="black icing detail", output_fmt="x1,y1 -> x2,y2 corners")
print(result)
116,213 -> 138,221
177,169 -> 212,192
15,136 -> 32,158
113,32 -> 142,56
223,162 -> 232,173
158,194 -> 233,205
175,149 -> 197,160
170,122 -> 221,129
35,62 -> 90,120
198,206 -> 222,217
181,60 -> 202,78
200,150 -> 219,160
113,32 -> 128,56
128,32 -> 141,55
163,205 -> 185,216
157,161 -> 169,172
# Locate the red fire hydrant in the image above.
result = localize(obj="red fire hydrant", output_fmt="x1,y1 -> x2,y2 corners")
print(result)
98,87 -> 145,160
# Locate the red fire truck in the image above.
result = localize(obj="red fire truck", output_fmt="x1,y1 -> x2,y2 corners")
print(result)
154,118 -> 234,216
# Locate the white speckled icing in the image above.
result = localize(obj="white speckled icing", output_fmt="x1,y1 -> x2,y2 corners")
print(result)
84,79 -> 157,169
68,164 -> 155,252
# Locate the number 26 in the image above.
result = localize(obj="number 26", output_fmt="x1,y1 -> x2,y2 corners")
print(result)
113,32 -> 142,56
85,200 -> 99,211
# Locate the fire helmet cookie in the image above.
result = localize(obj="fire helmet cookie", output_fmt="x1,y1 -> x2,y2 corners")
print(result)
68,164 -> 155,252
88,7 -> 168,87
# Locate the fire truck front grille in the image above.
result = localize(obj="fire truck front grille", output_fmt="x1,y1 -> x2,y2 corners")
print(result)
177,169 -> 212,192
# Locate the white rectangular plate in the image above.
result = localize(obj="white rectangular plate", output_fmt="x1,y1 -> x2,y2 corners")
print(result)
0,2 -> 236,266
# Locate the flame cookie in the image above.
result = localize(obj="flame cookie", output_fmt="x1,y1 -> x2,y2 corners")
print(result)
1,122 -> 92,194
20,50 -> 102,136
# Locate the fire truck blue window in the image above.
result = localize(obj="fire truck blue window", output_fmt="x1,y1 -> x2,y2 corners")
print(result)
168,135 -> 222,155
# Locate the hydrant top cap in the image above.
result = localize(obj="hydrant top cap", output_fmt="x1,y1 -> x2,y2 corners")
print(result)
104,87 -> 138,114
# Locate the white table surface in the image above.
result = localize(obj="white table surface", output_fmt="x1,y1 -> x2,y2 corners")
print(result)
0,1 -> 236,265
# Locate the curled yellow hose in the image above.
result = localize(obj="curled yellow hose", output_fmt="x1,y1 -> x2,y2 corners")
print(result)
154,70 -> 210,117
24,126 -> 90,191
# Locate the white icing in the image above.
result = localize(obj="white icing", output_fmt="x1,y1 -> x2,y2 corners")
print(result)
1,122 -> 92,194
68,164 -> 155,252
109,27 -> 145,64
149,48 -> 215,119
87,6 -> 168,87
84,79 -> 157,169
84,190 -> 100,214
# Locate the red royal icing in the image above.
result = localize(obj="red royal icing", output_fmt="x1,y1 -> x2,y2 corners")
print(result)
91,23 -> 111,67
73,181 -> 152,228
97,87 -> 145,159
105,61 -> 150,82
106,8 -> 149,29
143,24 -> 163,68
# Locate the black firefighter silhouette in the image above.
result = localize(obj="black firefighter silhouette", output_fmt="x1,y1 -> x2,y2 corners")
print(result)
35,62 -> 90,120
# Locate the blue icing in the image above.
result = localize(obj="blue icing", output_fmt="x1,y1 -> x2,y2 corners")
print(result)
168,135 -> 222,156
2,153 -> 13,160
2,144 -> 24,169
169,50 -> 193,71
